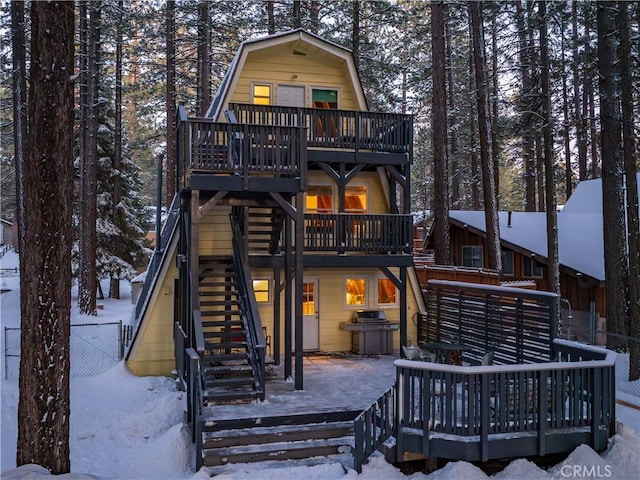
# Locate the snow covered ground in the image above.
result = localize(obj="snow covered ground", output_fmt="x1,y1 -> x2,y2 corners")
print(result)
1,250 -> 639,479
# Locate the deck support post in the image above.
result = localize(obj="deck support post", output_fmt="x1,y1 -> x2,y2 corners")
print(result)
294,192 -> 304,390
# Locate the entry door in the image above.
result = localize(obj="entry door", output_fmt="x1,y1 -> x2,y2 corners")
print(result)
301,278 -> 320,351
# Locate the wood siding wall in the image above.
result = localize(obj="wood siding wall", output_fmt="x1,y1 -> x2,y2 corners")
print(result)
229,45 -> 359,110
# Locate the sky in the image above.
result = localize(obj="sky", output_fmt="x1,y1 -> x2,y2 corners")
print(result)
1,249 -> 640,479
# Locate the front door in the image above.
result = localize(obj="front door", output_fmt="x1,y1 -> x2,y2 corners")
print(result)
301,278 -> 320,351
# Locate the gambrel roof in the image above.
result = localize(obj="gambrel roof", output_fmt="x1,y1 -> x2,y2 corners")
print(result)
205,28 -> 368,121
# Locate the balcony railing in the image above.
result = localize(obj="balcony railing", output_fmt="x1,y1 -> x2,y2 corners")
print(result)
229,103 -> 413,157
304,213 -> 412,254
177,106 -> 307,189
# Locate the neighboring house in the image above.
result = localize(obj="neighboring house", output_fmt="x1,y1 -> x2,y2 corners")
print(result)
432,173 -> 640,335
1,218 -> 13,247
127,30 -> 424,399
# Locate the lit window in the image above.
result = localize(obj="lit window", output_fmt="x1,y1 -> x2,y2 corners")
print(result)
253,84 -> 271,105
501,249 -> 514,276
253,279 -> 270,303
346,278 -> 367,306
305,186 -> 333,213
303,282 -> 315,315
345,186 -> 367,213
523,257 -> 543,277
462,245 -> 483,268
376,278 -> 397,306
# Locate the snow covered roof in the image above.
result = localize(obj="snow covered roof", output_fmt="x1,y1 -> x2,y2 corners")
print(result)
448,174 -> 640,282
449,210 -> 605,281
561,173 -> 640,214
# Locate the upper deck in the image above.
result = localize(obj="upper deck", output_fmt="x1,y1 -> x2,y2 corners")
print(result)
177,104 -> 413,193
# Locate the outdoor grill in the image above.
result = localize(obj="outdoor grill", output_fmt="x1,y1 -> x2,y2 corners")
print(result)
340,310 -> 400,355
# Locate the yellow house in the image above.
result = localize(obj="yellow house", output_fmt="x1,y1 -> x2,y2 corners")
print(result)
126,29 -> 423,400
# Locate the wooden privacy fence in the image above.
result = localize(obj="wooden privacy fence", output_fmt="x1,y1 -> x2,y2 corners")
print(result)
419,280 -> 560,365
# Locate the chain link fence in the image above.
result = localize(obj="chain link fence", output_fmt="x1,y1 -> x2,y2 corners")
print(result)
4,321 -> 133,379
560,322 -> 640,399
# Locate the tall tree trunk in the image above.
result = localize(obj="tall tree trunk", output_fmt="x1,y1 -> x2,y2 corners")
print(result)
293,0 -> 301,29
561,10 -> 572,199
78,1 -> 100,315
310,1 -> 320,33
266,1 -> 275,34
166,1 -> 176,207
536,134 -> 545,211
517,1 -> 536,211
468,20 -> 480,210
446,9 -> 459,208
539,1 -> 560,296
597,1 -> 628,350
573,2 -> 588,182
17,1 -> 75,472
352,0 -> 360,71
432,0 -> 450,265
490,10 -> 500,207
197,1 -> 211,117
11,0 -> 26,256
469,1 -> 501,272
618,0 -> 640,379
110,0 -> 125,300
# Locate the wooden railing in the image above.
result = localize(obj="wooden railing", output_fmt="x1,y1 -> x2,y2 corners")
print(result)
304,213 -> 412,254
177,106 -> 307,189
229,103 -> 413,156
394,339 -> 615,462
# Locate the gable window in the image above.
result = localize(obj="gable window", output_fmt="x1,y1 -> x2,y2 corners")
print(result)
305,186 -> 333,213
312,88 -> 338,109
253,84 -> 271,105
462,245 -> 483,268
523,257 -> 544,278
345,186 -> 367,213
376,277 -> 397,306
253,279 -> 270,303
345,277 -> 367,306
501,249 -> 514,276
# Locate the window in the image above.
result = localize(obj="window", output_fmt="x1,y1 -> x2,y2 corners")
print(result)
312,88 -> 338,109
501,249 -> 514,276
523,257 -> 544,277
253,84 -> 271,105
305,186 -> 333,213
345,186 -> 367,213
376,277 -> 397,306
462,245 -> 483,268
253,279 -> 270,303
346,278 -> 367,306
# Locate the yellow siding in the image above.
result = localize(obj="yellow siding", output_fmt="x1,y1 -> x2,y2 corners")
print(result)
127,252 -> 179,377
229,45 -> 359,110
199,208 -> 233,256
306,171 -> 389,214
256,267 -> 420,354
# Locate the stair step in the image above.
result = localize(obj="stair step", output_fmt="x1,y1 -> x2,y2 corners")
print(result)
207,352 -> 249,362
203,389 -> 261,404
199,290 -> 238,296
202,421 -> 354,449
200,300 -> 240,307
206,341 -> 247,350
201,436 -> 354,467
205,376 -> 255,388
204,364 -> 253,375
204,328 -> 245,338
205,454 -> 354,477
201,310 -> 242,317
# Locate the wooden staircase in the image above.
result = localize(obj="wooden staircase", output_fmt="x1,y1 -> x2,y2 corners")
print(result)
245,207 -> 285,255
199,256 -> 263,404
200,411 -> 360,473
